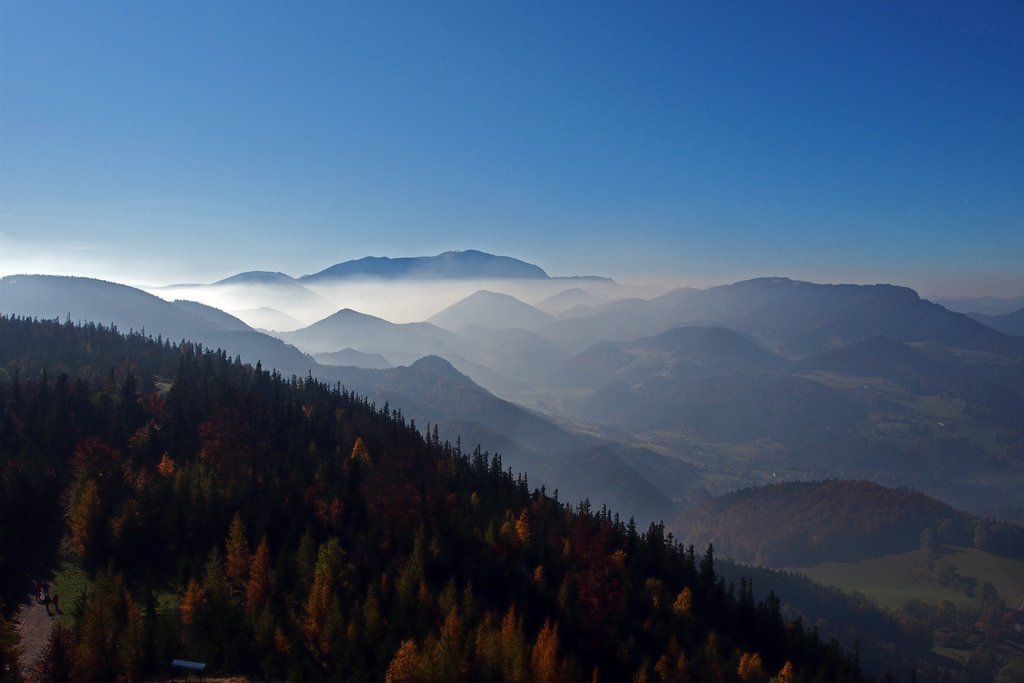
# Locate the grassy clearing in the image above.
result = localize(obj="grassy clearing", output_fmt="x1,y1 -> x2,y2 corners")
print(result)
791,550 -> 974,611
910,395 -> 966,420
52,561 -> 90,628
788,544 -> 1024,614
944,547 -> 1024,608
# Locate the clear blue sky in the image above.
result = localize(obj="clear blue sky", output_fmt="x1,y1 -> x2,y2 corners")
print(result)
2,1 -> 1022,296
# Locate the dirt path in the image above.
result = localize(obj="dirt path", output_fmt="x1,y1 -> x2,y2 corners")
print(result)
15,591 -> 56,674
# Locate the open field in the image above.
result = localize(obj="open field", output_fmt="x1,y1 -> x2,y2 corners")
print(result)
788,548 -> 974,611
786,545 -> 1024,612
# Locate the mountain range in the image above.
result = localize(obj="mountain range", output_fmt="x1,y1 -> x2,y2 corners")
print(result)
3,252 -> 1023,520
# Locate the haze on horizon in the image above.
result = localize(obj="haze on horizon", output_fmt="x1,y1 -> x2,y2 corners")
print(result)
1,2 -> 1022,298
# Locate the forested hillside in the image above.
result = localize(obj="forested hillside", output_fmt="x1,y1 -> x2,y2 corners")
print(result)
674,480 -> 1024,567
0,316 -> 862,682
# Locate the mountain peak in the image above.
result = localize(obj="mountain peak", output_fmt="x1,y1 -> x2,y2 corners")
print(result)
214,271 -> 296,285
407,355 -> 473,383
427,290 -> 553,332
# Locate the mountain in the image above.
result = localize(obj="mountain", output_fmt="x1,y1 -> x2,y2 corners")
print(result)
2,275 -> 214,336
172,299 -> 253,332
968,307 -> 1024,336
0,315 -> 866,683
313,347 -> 394,369
564,328 -> 1024,512
793,336 -> 1024,422
539,278 -> 1024,359
230,306 -> 305,332
675,480 -> 962,567
299,249 -> 549,282
583,372 -> 869,442
673,479 -> 1024,570
0,281 -> 639,511
427,290 -> 553,332
556,326 -> 786,389
321,356 -> 679,522
456,326 -> 570,388
533,287 -> 612,316
0,275 -> 319,377
149,277 -> 338,325
276,308 -> 464,356
213,270 -> 296,285
672,278 -> 1024,358
929,295 -> 1024,316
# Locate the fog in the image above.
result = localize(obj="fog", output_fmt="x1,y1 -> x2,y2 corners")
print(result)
144,276 -> 666,328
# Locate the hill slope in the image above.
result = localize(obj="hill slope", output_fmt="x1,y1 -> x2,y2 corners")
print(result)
673,480 -> 1024,567
0,315 -> 864,682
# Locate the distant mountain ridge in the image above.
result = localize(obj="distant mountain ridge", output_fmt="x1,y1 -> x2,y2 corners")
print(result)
967,308 -> 1024,336
214,271 -> 296,285
539,277 -> 1024,358
300,250 -> 550,281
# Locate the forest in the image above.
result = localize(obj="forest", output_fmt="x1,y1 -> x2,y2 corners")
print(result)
0,315 -> 863,682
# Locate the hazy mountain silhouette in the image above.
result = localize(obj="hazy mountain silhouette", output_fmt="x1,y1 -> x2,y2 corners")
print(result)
356,355 -> 689,521
314,348 -> 394,369
929,295 -> 1024,316
427,290 -> 554,332
534,287 -> 613,316
277,308 -> 464,356
322,356 -> 678,521
230,306 -> 305,332
172,299 -> 253,332
300,250 -> 550,282
583,372 -> 868,441
0,275 -> 319,376
539,278 -> 1024,358
152,277 -> 337,324
967,308 -> 1024,336
8,266 -> 1022,520
456,326 -> 570,387
4,275 -> 198,332
557,326 -> 786,389
214,270 -> 297,285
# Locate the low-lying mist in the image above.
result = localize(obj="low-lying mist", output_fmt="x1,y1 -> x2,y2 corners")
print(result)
145,277 -> 665,328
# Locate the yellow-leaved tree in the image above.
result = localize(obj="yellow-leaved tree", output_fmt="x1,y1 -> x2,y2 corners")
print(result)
224,512 -> 250,592
303,538 -> 349,657
246,535 -> 274,614
531,619 -> 564,683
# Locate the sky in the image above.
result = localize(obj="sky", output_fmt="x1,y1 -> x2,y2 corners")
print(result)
1,1 -> 1022,297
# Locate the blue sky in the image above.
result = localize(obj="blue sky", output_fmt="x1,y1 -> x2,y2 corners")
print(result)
1,1 -> 1022,296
